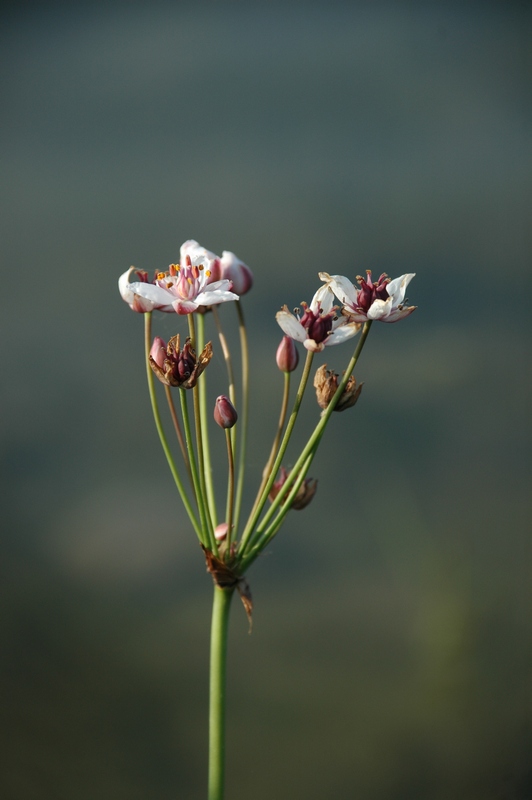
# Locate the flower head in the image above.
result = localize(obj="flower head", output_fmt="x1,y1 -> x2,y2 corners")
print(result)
118,267 -> 173,313
149,334 -> 213,388
125,241 -> 238,315
276,284 -> 361,353
319,270 -> 416,323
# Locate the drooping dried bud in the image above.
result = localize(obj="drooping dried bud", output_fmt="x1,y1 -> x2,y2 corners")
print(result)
276,335 -> 299,373
149,334 -> 213,389
214,395 -> 238,429
313,364 -> 363,412
220,251 -> 254,295
268,466 -> 318,510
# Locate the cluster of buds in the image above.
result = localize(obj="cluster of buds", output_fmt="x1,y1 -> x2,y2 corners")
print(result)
313,364 -> 363,412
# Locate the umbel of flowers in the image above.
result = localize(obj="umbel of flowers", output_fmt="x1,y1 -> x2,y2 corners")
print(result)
118,241 -> 416,800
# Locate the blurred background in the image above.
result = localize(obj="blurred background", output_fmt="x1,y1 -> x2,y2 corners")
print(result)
1,1 -> 530,798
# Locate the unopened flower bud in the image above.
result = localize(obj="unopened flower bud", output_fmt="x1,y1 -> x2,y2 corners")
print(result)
313,364 -> 363,412
220,251 -> 254,295
276,335 -> 299,373
150,336 -> 167,369
269,466 -> 318,510
214,522 -> 229,542
214,395 -> 238,429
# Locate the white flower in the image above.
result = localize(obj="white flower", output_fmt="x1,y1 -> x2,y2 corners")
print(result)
125,241 -> 238,315
319,270 -> 416,323
276,284 -> 361,353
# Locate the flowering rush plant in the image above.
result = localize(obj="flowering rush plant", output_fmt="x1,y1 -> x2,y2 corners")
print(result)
119,240 -> 416,799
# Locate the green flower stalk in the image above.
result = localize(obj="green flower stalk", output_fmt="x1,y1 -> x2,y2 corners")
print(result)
119,244 -> 416,800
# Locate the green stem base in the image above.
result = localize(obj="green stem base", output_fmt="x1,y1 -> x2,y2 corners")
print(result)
209,586 -> 234,800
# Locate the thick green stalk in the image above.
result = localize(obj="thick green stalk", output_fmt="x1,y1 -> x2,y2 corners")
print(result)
143,313 -> 202,541
209,586 -> 234,800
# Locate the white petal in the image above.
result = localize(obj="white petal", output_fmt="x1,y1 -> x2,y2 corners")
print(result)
195,289 -> 239,306
276,310 -> 306,342
118,268 -> 136,303
128,282 -> 173,304
382,304 -> 417,323
367,297 -> 393,320
174,300 -> 198,314
310,283 -> 334,314
320,273 -> 358,307
304,338 -> 324,352
326,323 -> 361,345
386,273 -> 415,306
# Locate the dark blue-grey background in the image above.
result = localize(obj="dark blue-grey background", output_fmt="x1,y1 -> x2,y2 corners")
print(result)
1,2 -> 530,798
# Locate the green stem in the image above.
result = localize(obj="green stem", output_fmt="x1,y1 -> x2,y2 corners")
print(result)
208,586 -> 234,800
239,321 -> 373,570
179,388 -> 216,552
225,429 -> 235,547
233,301 -> 249,534
197,314 -> 218,527
143,313 -> 202,541
250,370 -> 291,519
239,349 -> 314,553
164,385 -> 193,489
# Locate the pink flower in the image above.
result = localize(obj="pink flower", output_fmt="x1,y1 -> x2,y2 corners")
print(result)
125,241 -> 238,315
276,284 -> 360,353
319,270 -> 416,323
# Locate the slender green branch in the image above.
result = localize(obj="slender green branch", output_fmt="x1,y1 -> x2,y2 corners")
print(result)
209,586 -> 234,800
240,452 -> 315,571
179,388 -> 216,552
143,313 -> 202,541
233,301 -> 249,534
224,429 -> 235,548
196,313 -> 218,527
239,349 -> 314,554
188,315 -> 214,537
250,370 -> 291,519
241,321 -> 373,561
164,385 -> 193,488
212,307 -> 237,466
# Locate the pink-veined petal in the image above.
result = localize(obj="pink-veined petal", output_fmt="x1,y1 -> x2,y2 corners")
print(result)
382,304 -> 417,323
174,300 -> 198,314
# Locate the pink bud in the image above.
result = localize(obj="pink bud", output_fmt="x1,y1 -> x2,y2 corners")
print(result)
214,395 -> 238,429
150,336 -> 167,369
276,335 -> 299,373
214,522 -> 229,542
220,251 -> 254,295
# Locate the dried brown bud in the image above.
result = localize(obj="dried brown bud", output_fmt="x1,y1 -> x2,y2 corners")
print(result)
149,335 -> 213,389
214,395 -> 238,429
313,363 -> 363,412
269,466 -> 318,510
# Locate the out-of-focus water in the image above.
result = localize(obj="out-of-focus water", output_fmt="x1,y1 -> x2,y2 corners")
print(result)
1,2 -> 530,798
